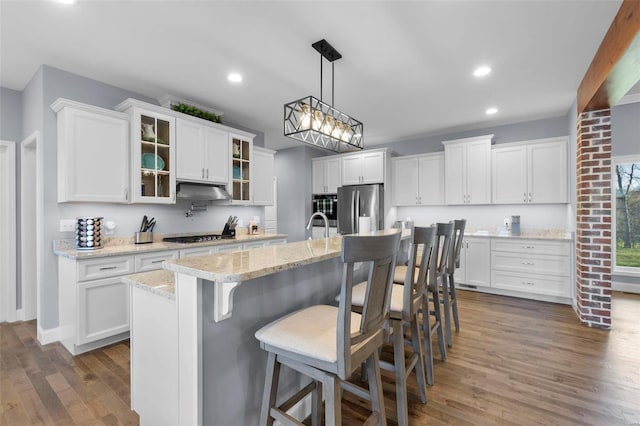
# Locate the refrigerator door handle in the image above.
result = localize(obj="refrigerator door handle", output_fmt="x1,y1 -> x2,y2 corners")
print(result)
350,190 -> 356,232
355,190 -> 361,232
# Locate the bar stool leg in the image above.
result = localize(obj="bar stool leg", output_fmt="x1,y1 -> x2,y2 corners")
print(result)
366,351 -> 387,426
392,320 -> 408,426
324,375 -> 342,426
311,381 -> 323,426
411,312 -> 428,403
433,287 -> 447,361
422,300 -> 435,386
260,352 -> 280,426
450,274 -> 460,332
441,275 -> 453,347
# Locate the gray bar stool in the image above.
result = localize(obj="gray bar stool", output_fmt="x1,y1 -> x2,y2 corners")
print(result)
349,226 -> 435,425
255,232 -> 401,426
444,219 -> 466,343
434,222 -> 455,348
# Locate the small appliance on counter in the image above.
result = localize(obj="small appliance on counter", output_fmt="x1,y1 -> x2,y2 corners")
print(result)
76,217 -> 103,250
511,215 -> 521,236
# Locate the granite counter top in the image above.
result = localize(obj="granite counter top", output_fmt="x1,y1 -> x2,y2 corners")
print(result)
461,227 -> 573,241
163,229 -> 408,283
124,270 -> 176,300
54,232 -> 288,260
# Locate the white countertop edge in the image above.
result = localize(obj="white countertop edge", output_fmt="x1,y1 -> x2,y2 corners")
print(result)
53,233 -> 288,260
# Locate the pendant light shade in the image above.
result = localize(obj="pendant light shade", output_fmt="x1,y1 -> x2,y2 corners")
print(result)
283,40 -> 364,153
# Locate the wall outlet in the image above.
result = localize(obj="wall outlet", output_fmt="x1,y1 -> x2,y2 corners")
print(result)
59,219 -> 76,232
503,218 -> 510,228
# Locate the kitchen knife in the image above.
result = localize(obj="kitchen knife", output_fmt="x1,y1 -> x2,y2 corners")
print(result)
146,218 -> 156,232
140,215 -> 148,232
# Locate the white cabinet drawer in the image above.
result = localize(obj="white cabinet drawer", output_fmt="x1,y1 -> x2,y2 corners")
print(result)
179,247 -> 218,258
491,252 -> 570,277
243,241 -> 266,250
77,256 -> 134,282
77,276 -> 130,345
491,270 -> 570,297
491,239 -> 570,256
264,238 -> 287,246
216,243 -> 243,253
135,251 -> 178,272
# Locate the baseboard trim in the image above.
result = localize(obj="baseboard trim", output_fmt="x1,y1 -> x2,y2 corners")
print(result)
612,281 -> 640,294
37,325 -> 60,345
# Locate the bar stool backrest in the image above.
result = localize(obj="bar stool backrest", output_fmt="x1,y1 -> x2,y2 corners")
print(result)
338,231 -> 401,377
403,226 -> 436,320
447,219 -> 467,274
428,223 -> 453,291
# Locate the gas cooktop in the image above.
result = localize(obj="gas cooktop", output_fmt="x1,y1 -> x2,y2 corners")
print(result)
163,234 -> 235,244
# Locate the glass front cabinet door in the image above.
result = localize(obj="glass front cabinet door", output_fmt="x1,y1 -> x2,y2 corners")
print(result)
230,133 -> 254,204
115,99 -> 176,204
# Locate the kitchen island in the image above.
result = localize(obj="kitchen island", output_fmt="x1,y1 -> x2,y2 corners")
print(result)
126,231 -> 406,426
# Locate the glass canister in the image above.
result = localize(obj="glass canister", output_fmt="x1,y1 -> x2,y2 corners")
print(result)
76,217 -> 104,250
511,215 -> 521,236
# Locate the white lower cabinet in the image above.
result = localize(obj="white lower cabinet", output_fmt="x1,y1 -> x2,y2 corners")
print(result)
77,277 -> 130,345
454,237 -> 572,303
59,254 -> 137,355
453,237 -> 491,288
491,239 -> 571,298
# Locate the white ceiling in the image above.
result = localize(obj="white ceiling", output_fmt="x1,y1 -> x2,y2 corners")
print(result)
0,0 -> 623,150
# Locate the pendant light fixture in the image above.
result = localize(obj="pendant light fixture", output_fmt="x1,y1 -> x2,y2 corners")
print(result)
284,39 -> 364,153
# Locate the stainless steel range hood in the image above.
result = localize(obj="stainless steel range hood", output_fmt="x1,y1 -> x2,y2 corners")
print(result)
176,182 -> 231,201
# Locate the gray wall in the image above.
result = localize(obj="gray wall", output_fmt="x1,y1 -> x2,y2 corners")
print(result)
22,65 -> 265,330
274,146 -> 320,242
1,87 -> 22,141
612,102 -> 640,156
377,114 -> 569,155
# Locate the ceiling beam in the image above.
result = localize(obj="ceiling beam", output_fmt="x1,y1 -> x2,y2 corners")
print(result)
577,0 -> 640,113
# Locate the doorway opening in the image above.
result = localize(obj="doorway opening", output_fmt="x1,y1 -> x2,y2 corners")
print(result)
20,131 -> 42,326
612,156 -> 640,292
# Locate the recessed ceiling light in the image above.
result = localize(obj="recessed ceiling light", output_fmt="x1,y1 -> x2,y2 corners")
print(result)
227,73 -> 242,83
56,0 -> 76,4
485,107 -> 498,115
473,66 -> 492,77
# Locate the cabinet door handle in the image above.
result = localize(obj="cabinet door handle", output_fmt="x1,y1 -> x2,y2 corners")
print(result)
99,266 -> 117,271
202,168 -> 205,178
124,188 -> 129,201
522,281 -> 535,286
521,261 -> 535,266
151,260 -> 165,264
521,245 -> 535,249
523,192 -> 527,202
206,169 -> 209,179
529,192 -> 532,202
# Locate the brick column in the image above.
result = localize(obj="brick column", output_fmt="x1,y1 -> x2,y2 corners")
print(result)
575,109 -> 612,329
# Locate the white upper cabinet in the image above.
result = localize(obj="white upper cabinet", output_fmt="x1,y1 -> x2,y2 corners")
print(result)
312,157 -> 341,194
443,135 -> 493,205
176,118 -> 229,184
115,99 -> 176,204
492,137 -> 568,204
341,150 -> 385,185
392,153 -> 444,206
52,99 -> 130,203
252,147 -> 275,205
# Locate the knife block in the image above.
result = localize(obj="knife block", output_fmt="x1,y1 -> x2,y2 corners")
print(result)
222,224 -> 236,238
135,231 -> 154,244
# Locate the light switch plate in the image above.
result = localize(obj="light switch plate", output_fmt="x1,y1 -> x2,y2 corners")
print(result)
59,219 -> 75,232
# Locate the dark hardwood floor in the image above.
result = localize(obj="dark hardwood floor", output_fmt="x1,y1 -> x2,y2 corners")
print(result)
1,291 -> 639,425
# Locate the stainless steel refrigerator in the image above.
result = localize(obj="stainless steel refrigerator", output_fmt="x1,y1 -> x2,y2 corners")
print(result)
337,184 -> 384,234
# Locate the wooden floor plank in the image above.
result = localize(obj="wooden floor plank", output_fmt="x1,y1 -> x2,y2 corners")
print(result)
1,291 -> 639,425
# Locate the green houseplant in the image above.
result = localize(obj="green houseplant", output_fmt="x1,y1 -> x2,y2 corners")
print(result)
172,103 -> 222,124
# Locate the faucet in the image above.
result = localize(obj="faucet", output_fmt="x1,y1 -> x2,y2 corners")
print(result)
306,212 -> 329,239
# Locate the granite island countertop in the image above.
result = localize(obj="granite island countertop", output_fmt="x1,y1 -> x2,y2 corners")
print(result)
53,232 -> 288,260
163,229 -> 409,283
